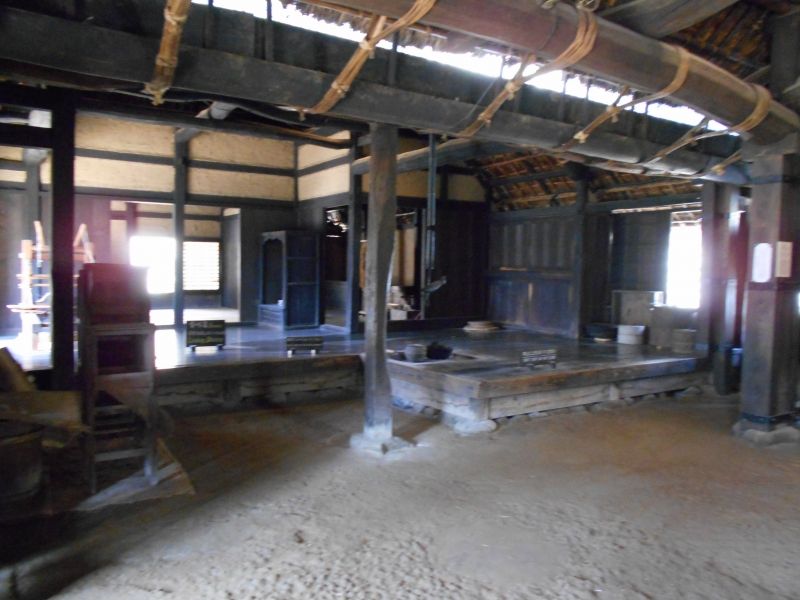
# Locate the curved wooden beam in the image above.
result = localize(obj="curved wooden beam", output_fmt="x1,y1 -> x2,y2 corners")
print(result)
0,6 -> 748,182
601,0 -> 739,38
313,0 -> 799,146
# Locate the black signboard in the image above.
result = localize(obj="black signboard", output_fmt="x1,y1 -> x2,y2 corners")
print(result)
521,348 -> 557,369
186,320 -> 226,350
286,336 -> 324,356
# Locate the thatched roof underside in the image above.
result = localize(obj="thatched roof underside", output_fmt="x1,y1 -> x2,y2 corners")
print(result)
291,0 -> 778,78
469,152 -> 701,211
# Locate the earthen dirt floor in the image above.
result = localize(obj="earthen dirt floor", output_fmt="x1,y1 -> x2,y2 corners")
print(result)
9,394 -> 800,599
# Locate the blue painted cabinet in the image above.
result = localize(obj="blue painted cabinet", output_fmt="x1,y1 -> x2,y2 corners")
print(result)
259,230 -> 320,330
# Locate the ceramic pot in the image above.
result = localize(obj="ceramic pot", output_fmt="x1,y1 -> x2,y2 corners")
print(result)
404,344 -> 427,362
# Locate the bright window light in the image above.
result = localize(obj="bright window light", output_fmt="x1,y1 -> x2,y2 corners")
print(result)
192,0 -> 266,18
129,236 -> 221,294
129,236 -> 176,295
666,213 -> 703,309
184,241 -> 221,292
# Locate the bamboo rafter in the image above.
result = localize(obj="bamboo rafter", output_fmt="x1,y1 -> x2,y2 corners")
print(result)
301,0 -> 438,117
145,0 -> 192,105
459,7 -> 599,138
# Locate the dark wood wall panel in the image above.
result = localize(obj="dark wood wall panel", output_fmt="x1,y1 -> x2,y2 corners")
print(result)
490,218 -> 576,272
428,203 -> 488,319
487,277 -> 576,335
0,191 -> 24,335
76,196 -> 111,261
488,211 -> 579,337
222,213 -> 240,309
240,205 -> 296,323
582,214 -> 613,325
610,212 -> 670,292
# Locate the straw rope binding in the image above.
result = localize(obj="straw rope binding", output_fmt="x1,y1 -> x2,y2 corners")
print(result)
145,0 -> 192,105
561,45 -> 691,150
458,7 -> 599,138
641,83 -> 772,174
301,0 -> 438,117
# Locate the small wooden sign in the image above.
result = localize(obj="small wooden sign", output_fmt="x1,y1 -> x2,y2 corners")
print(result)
286,336 -> 324,357
186,320 -> 226,350
521,348 -> 557,369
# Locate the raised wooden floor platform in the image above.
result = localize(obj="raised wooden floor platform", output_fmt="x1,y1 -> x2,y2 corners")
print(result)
4,327 -> 707,424
387,332 -> 708,433
153,355 -> 363,408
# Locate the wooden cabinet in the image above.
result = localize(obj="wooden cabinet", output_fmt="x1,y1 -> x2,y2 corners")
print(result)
78,264 -> 156,493
258,230 -> 320,330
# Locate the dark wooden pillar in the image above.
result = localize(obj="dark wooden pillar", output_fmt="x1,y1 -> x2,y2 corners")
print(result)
346,134 -> 363,334
23,164 -> 39,237
420,133 -> 438,318
697,184 -> 716,354
173,136 -> 188,328
124,202 -> 137,263
50,93 -> 76,389
572,165 -> 590,339
770,9 -> 800,103
360,123 -> 398,441
699,182 -> 741,394
264,0 -> 275,61
125,202 -> 138,236
440,166 -> 450,202
22,150 -> 45,240
739,154 -> 800,430
738,8 -> 800,431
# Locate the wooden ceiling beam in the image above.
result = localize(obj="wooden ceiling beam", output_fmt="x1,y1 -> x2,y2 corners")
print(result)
310,0 -> 799,145
352,139 -> 514,174
0,123 -> 52,149
76,98 -> 350,149
0,4 -> 747,181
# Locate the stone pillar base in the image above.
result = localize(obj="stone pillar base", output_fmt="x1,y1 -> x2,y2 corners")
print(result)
733,420 -> 800,446
442,414 -> 498,435
350,431 -> 413,454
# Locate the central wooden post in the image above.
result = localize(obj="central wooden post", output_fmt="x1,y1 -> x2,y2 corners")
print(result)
23,150 -> 45,241
173,136 -> 188,329
739,154 -> 800,433
736,11 -> 800,440
346,134 -> 363,334
358,123 -> 398,444
699,182 -> 744,394
51,92 -> 76,389
571,164 -> 590,339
